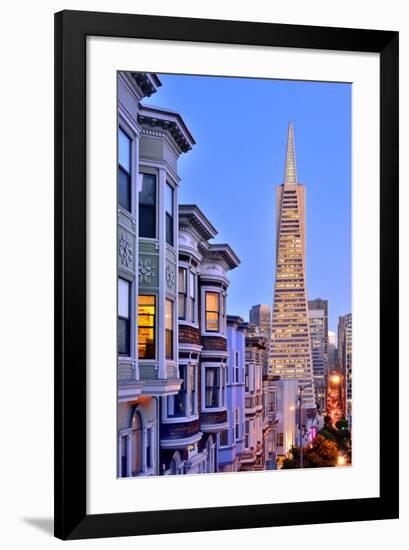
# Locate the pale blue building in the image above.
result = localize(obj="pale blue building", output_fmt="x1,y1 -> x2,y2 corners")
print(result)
217,315 -> 246,472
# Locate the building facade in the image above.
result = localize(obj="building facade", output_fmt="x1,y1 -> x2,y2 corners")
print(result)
249,304 -> 271,337
117,71 -> 195,478
240,332 -> 265,471
159,205 -> 240,475
308,301 -> 328,413
338,313 -> 352,423
269,122 -> 315,409
217,315 -> 246,472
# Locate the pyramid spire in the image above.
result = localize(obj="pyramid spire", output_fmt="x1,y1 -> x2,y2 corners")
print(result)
284,122 -> 297,184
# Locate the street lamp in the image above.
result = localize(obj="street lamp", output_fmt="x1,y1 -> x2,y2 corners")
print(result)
298,382 -> 313,469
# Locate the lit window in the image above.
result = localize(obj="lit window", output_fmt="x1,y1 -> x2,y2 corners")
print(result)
118,128 -> 131,211
165,299 -> 173,359
138,295 -> 155,359
205,292 -> 220,332
118,278 -> 130,356
139,174 -> 156,238
165,183 -> 174,246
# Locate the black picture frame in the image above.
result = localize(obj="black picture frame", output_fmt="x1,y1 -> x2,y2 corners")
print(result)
54,9 -> 399,540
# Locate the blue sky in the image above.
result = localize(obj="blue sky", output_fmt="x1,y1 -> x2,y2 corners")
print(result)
144,74 -> 351,334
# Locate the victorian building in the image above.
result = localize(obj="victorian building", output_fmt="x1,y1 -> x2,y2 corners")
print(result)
159,205 -> 240,474
117,72 -> 195,477
240,329 -> 265,471
217,315 -> 246,472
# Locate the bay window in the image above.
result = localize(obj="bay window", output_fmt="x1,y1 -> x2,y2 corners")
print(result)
139,173 -> 156,238
178,268 -> 186,320
203,365 -> 226,409
205,367 -> 219,408
165,299 -> 173,359
118,278 -> 130,356
178,267 -> 197,324
205,291 -> 219,332
167,363 -> 197,418
165,183 -> 174,246
138,295 -> 155,359
118,128 -> 131,212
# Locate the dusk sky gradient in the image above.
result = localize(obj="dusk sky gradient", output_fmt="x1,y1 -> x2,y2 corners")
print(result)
144,74 -> 351,335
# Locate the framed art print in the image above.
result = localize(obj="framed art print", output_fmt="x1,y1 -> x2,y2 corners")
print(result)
54,10 -> 399,540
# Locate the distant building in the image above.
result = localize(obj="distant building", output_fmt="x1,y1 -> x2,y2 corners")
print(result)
249,304 -> 271,337
269,123 -> 315,409
308,302 -> 327,413
327,331 -> 337,373
273,378 -> 298,458
338,313 -> 352,422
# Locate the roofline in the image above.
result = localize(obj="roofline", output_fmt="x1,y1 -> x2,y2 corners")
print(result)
179,204 -> 218,241
139,104 -> 195,151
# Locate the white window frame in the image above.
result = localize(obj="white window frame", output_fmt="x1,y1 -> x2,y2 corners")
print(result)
178,263 -> 198,327
201,362 -> 227,412
200,286 -> 227,337
118,406 -> 155,477
162,362 -> 199,422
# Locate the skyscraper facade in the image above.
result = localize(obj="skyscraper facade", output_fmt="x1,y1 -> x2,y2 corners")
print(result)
338,313 -> 352,421
249,304 -> 271,337
308,304 -> 327,413
269,123 -> 315,408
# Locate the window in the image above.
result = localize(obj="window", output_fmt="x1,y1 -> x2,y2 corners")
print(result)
168,365 -> 186,417
120,435 -> 127,477
118,278 -> 130,355
205,292 -> 220,332
165,299 -> 173,359
235,408 -> 240,440
167,363 -> 197,418
139,173 -> 156,238
179,268 -> 197,324
118,128 -> 131,211
138,295 -> 155,359
189,364 -> 196,416
277,432 -> 284,447
245,364 -> 249,392
205,367 -> 219,408
234,351 -> 240,383
189,271 -> 196,323
131,411 -> 142,475
245,421 -> 249,448
220,429 -> 228,447
146,427 -> 152,469
165,183 -> 174,246
178,268 -> 186,320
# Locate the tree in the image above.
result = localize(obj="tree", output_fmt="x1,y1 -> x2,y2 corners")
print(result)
281,435 -> 339,469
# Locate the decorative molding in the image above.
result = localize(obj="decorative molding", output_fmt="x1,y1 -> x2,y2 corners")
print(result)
138,257 -> 156,284
165,261 -> 176,293
118,232 -> 134,268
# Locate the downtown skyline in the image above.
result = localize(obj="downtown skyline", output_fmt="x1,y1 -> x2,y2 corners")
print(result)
143,74 -> 351,332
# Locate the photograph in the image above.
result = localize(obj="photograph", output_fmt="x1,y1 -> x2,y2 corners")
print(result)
117,71 -> 352,477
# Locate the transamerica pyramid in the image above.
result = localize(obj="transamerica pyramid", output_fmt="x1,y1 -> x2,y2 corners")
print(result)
269,123 -> 315,408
